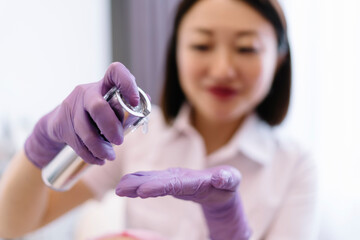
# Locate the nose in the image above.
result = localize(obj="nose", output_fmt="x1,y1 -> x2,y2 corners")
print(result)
209,49 -> 237,81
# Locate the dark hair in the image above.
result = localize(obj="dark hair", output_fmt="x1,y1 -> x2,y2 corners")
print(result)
160,0 -> 291,126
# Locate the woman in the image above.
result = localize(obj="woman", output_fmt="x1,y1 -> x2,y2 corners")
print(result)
0,0 -> 318,239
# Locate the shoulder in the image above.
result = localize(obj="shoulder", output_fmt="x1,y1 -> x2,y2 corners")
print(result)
248,115 -> 317,179
265,123 -> 318,188
237,114 -> 314,169
248,119 -> 319,199
272,126 -> 314,166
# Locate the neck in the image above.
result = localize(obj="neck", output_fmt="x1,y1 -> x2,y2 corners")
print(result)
192,112 -> 246,155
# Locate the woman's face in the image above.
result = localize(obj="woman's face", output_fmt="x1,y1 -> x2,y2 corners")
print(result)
177,0 -> 279,124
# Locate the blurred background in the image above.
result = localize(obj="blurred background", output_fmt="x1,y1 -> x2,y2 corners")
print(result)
0,0 -> 359,239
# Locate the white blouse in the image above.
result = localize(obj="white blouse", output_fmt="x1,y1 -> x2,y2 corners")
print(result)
82,105 -> 319,240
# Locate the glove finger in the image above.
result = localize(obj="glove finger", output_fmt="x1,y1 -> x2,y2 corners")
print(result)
116,172 -> 155,197
67,133 -> 105,165
84,92 -> 124,146
138,168 -> 211,198
73,109 -> 115,161
102,62 -> 140,107
210,166 -> 241,191
136,177 -> 178,198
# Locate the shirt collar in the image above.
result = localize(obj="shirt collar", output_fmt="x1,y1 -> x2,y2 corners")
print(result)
172,104 -> 276,166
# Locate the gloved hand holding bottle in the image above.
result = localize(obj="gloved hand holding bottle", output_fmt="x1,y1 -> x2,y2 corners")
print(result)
25,62 -> 140,169
116,165 -> 252,240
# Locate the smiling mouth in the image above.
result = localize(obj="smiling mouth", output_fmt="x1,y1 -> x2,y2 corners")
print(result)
208,86 -> 238,99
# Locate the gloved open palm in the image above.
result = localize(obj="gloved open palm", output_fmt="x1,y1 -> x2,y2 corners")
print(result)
116,165 -> 251,240
116,166 -> 237,205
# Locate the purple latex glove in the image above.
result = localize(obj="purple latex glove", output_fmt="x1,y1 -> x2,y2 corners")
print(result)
116,166 -> 251,240
25,62 -> 140,168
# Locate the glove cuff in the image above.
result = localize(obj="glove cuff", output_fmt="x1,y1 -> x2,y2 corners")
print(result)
24,134 -> 64,169
24,114 -> 65,169
202,194 -> 252,240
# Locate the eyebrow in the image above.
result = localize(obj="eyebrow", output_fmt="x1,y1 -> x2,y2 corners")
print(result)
235,30 -> 258,37
192,28 -> 258,38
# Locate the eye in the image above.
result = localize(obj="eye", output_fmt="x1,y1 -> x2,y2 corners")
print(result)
236,47 -> 258,54
191,44 -> 211,52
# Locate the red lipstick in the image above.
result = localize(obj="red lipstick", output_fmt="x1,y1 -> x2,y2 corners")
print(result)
208,86 -> 238,99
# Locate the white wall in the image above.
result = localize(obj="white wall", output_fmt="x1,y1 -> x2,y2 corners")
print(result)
0,0 -> 111,120
0,1 -> 111,239
280,0 -> 360,238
